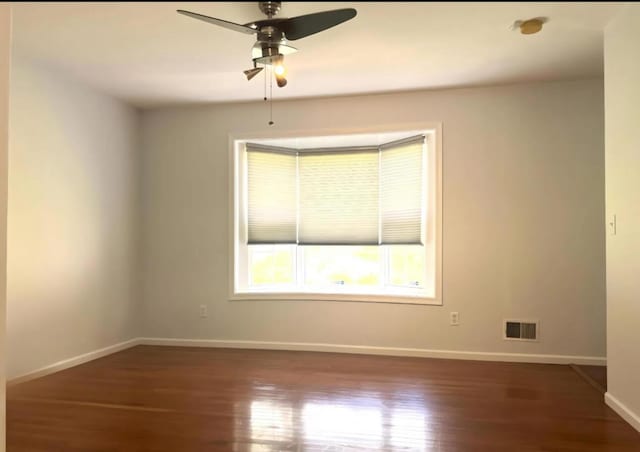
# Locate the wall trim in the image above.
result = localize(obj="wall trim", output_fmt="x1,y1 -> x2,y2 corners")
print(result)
139,337 -> 606,366
605,392 -> 640,433
7,338 -> 141,386
7,337 -> 607,387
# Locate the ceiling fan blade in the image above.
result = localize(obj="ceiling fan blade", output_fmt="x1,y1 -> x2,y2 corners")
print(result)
177,10 -> 256,35
280,8 -> 357,41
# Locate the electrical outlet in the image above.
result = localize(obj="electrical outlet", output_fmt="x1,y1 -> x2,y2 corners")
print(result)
199,304 -> 208,318
450,312 -> 460,326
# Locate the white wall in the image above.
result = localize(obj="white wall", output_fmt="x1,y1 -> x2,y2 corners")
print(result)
141,79 -> 606,359
0,4 -> 10,450
6,58 -> 141,379
604,5 -> 640,431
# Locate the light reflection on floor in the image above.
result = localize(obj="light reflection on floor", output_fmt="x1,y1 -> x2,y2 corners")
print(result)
243,387 -> 432,450
250,400 -> 294,446
303,400 -> 384,449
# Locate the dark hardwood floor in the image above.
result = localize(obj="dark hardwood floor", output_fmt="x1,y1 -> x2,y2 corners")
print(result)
7,346 -> 640,451
572,364 -> 608,393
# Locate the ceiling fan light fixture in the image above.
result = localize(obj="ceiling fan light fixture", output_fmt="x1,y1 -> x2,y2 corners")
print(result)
273,54 -> 286,75
243,67 -> 264,81
272,54 -> 287,87
252,41 -> 297,60
274,63 -> 285,76
275,74 -> 287,88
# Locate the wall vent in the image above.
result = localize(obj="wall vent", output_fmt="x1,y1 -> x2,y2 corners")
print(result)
504,320 -> 539,341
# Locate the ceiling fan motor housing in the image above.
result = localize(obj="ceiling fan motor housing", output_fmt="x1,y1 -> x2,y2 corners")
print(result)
257,26 -> 283,42
253,24 -> 286,65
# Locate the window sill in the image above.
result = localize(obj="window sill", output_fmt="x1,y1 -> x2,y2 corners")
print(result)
230,291 -> 442,306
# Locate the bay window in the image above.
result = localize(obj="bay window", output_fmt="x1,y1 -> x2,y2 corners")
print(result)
231,128 -> 441,304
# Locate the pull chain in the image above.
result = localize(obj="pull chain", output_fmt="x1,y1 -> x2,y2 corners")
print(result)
269,65 -> 274,126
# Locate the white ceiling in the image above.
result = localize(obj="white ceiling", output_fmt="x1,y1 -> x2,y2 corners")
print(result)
11,2 -> 622,108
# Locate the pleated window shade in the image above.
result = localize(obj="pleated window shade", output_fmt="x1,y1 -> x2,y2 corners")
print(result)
245,135 -> 425,245
247,146 -> 297,243
380,136 -> 425,244
299,149 -> 379,245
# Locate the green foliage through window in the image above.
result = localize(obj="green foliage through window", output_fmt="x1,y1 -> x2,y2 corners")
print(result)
248,245 -> 426,290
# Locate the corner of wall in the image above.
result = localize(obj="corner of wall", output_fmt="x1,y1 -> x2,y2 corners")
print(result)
604,3 -> 640,433
0,4 -> 11,451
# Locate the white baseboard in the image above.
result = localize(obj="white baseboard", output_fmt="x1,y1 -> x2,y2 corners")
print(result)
605,392 -> 640,433
7,337 -> 605,387
139,337 -> 606,366
8,338 -> 141,386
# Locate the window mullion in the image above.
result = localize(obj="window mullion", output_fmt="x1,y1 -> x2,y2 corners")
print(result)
383,245 -> 389,288
295,151 -> 304,291
296,246 -> 305,290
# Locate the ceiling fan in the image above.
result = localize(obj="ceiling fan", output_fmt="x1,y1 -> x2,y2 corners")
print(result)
177,2 -> 357,88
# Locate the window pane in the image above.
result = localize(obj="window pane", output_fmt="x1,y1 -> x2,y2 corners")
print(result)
388,245 -> 426,288
299,151 -> 379,245
247,148 -> 297,244
381,137 -> 424,244
303,246 -> 381,287
249,245 -> 295,286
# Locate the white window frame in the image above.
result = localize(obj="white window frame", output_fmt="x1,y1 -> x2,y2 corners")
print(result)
228,124 -> 443,305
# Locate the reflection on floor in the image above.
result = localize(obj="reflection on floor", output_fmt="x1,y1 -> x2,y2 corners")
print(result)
570,364 -> 607,394
580,365 -> 607,390
248,393 -> 428,449
7,346 -> 640,451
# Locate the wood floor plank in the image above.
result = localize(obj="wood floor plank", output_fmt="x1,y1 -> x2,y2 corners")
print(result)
7,346 -> 640,451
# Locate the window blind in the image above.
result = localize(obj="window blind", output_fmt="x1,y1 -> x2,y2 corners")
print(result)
380,135 -> 425,244
298,149 -> 379,245
246,145 -> 297,244
245,135 -> 425,246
